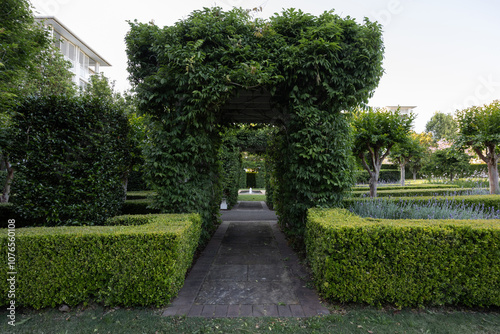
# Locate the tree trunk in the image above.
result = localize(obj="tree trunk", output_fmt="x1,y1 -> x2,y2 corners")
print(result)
369,166 -> 381,197
400,162 -> 407,186
122,175 -> 129,201
413,171 -> 417,180
487,160 -> 499,194
1,161 -> 14,203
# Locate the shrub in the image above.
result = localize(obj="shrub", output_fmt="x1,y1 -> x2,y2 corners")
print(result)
0,213 -> 201,308
344,194 -> 500,212
348,197 -> 500,220
306,208 -> 500,307
10,95 -> 130,226
350,187 -> 485,198
121,199 -> 159,215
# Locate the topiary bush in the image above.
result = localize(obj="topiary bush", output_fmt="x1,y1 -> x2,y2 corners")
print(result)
0,213 -> 201,308
10,95 -> 130,226
306,208 -> 500,308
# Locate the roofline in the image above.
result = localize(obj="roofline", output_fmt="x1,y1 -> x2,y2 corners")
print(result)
35,16 -> 111,67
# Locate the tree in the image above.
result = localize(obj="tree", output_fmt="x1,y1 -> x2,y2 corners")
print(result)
352,107 -> 414,197
406,132 -> 433,180
456,100 -> 500,194
390,131 -> 425,186
0,0 -> 50,109
425,111 -> 458,141
422,147 -> 471,182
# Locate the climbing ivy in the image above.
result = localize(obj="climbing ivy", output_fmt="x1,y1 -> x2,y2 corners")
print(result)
126,7 -> 384,245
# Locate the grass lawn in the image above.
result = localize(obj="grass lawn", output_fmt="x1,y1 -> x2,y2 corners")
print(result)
238,194 -> 266,201
2,304 -> 499,334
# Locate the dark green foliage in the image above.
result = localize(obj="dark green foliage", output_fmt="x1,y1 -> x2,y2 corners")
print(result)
0,214 -> 201,308
246,172 -> 257,188
121,199 -> 159,215
422,147 -> 472,181
306,208 -> 500,307
126,7 -> 384,245
10,95 -> 130,225
219,129 -> 242,208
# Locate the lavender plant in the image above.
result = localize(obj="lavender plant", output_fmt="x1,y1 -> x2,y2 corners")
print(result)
349,197 -> 500,220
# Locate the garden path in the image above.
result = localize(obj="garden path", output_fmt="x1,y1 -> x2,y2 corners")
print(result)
161,201 -> 329,317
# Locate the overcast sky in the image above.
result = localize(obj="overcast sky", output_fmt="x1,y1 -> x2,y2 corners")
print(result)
30,0 -> 500,132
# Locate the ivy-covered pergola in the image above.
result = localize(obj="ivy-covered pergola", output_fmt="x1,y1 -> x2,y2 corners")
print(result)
125,7 -> 384,244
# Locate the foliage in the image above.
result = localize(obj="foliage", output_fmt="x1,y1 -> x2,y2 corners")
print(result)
425,111 -> 458,141
456,100 -> 500,194
422,147 -> 471,181
219,128 -> 242,208
344,194 -> 500,212
352,107 -> 414,197
306,208 -> 500,308
348,196 -> 500,219
10,95 -> 130,225
350,187 -> 485,198
0,0 -> 50,109
125,7 -> 384,245
0,213 -> 201,308
15,43 -> 76,97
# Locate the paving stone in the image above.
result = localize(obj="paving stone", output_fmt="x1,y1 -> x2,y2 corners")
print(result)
201,305 -> 216,317
253,305 -> 279,317
227,305 -> 240,317
277,305 -> 293,317
214,305 -> 229,317
161,307 -> 178,317
239,305 -> 253,317
206,265 -> 248,281
188,304 -> 203,317
289,304 -> 306,317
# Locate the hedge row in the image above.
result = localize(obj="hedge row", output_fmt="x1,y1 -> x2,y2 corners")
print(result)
350,187 -> 479,198
344,194 -> 500,211
0,214 -> 201,308
352,184 -> 459,191
306,208 -> 500,307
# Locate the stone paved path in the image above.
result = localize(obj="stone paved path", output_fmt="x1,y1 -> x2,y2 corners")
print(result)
161,201 -> 329,317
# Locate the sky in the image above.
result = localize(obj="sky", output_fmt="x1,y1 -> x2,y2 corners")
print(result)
30,0 -> 500,132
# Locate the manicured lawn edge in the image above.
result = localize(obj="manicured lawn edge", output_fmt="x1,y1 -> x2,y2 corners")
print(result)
306,208 -> 500,308
0,213 -> 201,309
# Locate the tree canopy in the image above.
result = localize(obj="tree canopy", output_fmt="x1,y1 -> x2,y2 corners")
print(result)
456,100 -> 500,194
425,111 -> 458,141
126,7 -> 385,245
352,107 -> 414,196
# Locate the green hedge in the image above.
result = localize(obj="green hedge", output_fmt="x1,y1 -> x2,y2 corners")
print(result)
344,194 -> 500,211
350,187 -> 478,198
306,208 -> 500,307
352,184 -> 460,191
0,214 -> 201,308
121,199 -> 159,215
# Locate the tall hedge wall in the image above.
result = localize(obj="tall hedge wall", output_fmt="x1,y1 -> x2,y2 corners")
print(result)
0,214 -> 201,308
10,95 -> 129,226
306,208 -> 500,307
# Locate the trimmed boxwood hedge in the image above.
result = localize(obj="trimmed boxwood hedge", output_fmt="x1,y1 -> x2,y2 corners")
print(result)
344,194 -> 500,211
350,187 -> 478,198
0,214 -> 201,308
306,208 -> 500,308
352,184 -> 460,191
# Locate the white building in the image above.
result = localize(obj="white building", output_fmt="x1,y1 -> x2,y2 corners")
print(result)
35,16 -> 111,90
386,106 -> 417,115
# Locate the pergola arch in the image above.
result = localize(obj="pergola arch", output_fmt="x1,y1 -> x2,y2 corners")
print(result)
126,7 -> 384,244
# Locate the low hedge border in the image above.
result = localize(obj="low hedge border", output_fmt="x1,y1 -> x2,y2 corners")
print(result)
350,187 -> 479,198
121,199 -> 159,215
0,213 -> 201,308
344,194 -> 500,211
352,184 -> 460,191
306,208 -> 500,308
